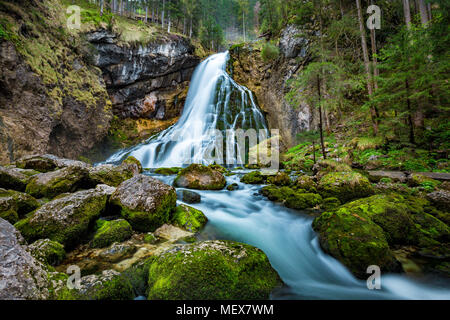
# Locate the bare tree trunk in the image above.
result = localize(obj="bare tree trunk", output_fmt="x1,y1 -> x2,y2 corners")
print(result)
162,0 -> 165,28
100,0 -> 104,16
403,0 -> 412,29
418,0 -> 429,25
317,75 -> 327,160
356,0 -> 379,135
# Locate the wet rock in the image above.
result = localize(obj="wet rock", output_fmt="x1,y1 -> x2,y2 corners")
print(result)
110,175 -> 177,232
179,190 -> 201,204
0,188 -> 40,224
174,164 -> 226,190
92,219 -> 133,249
227,183 -> 239,191
171,204 -> 208,232
0,218 -> 51,300
318,171 -> 374,203
147,240 -> 282,300
15,185 -> 110,248
27,239 -> 65,266
97,243 -> 137,263
25,166 -> 89,199
0,166 -> 39,191
408,173 -> 441,189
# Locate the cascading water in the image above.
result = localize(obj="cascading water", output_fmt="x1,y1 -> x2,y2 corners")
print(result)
103,52 -> 450,300
106,52 -> 269,168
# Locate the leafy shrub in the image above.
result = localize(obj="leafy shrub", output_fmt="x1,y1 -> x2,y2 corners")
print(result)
261,42 -> 279,62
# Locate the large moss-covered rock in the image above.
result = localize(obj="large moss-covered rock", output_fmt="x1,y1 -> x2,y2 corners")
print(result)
295,175 -> 317,192
155,167 -> 182,175
267,172 -> 291,186
285,193 -> 322,210
260,185 -> 296,202
147,240 -> 282,300
313,206 -> 401,279
426,190 -> 450,211
240,171 -> 266,184
92,219 -> 133,248
0,218 -> 51,300
318,171 -> 374,203
174,164 -> 226,190
313,193 -> 450,278
0,166 -> 39,191
88,157 -> 142,187
171,204 -> 208,232
15,185 -> 110,248
25,166 -> 88,199
0,188 -> 40,224
27,239 -> 66,266
110,174 -> 177,232
313,159 -> 352,177
409,173 -> 441,189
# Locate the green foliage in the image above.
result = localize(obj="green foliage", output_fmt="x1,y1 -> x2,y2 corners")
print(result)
261,41 -> 279,62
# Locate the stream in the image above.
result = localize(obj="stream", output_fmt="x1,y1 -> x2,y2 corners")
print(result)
103,52 -> 450,300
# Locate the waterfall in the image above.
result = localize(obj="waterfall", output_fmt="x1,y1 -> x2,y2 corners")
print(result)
105,52 -> 269,168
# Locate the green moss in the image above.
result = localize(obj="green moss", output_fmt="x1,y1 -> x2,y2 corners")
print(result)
267,172 -> 291,186
91,219 -> 133,248
114,191 -> 176,233
28,239 -> 66,266
285,193 -> 322,210
409,174 -> 441,190
155,167 -> 181,175
321,197 -> 341,211
318,171 -> 374,203
122,156 -> 143,173
171,204 -> 208,233
260,185 -> 296,202
147,241 -> 282,300
241,171 -> 266,184
295,175 -> 317,192
0,189 -> 40,224
144,233 -> 157,244
0,208 -> 19,224
77,273 -> 134,301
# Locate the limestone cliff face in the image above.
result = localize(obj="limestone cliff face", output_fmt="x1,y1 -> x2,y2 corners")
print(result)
86,30 -> 200,121
228,26 -> 318,150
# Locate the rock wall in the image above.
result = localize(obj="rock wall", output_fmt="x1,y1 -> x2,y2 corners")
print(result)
228,25 -> 318,150
86,29 -> 200,120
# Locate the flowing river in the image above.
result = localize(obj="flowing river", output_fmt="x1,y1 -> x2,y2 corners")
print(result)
104,52 -> 450,300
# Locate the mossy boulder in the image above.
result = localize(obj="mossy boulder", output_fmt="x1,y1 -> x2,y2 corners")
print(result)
92,219 -> 133,248
74,270 -> 134,300
147,240 -> 282,300
240,171 -> 266,184
171,204 -> 208,233
110,174 -> 177,232
267,172 -> 291,186
313,159 -> 352,177
313,193 -> 450,278
0,188 -> 40,224
295,175 -> 317,192
25,166 -> 88,199
285,193 -> 322,210
15,185 -> 110,248
27,239 -> 65,266
155,167 -> 181,175
122,156 -> 143,174
313,206 -> 401,279
88,157 -> 142,187
426,190 -> 450,212
174,164 -> 226,190
318,171 -> 374,203
179,190 -> 201,204
0,166 -> 39,191
227,183 -> 239,191
260,185 -> 297,202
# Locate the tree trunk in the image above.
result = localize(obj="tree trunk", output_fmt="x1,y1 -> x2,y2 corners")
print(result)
317,75 -> 327,160
403,0 -> 412,29
405,79 -> 415,144
100,0 -> 104,16
356,0 -> 379,135
418,0 -> 429,25
162,0 -> 165,28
